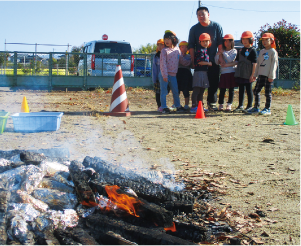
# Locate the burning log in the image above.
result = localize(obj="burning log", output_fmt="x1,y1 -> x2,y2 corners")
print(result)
86,213 -> 196,245
89,180 -> 174,227
82,156 -> 195,212
68,160 -> 96,206
0,188 -> 10,244
54,226 -> 99,245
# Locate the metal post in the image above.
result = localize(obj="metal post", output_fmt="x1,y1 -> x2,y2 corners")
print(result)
49,53 -> 52,90
199,0 -> 201,7
13,52 -> 17,86
83,53 -> 87,89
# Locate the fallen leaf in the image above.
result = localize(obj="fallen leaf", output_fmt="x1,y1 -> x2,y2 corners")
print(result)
239,227 -> 252,234
267,207 -> 279,212
251,237 -> 265,244
261,231 -> 270,237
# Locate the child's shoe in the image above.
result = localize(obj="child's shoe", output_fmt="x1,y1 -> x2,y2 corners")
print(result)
225,103 -> 232,111
260,108 -> 271,115
162,108 -> 171,114
190,107 -> 198,114
157,106 -> 163,112
169,104 -> 177,112
176,106 -> 186,113
218,104 -> 224,111
243,106 -> 253,113
208,104 -> 218,111
233,106 -> 244,112
203,107 -> 208,112
184,105 -> 190,111
246,107 -> 260,114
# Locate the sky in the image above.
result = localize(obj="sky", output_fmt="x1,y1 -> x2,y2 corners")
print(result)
1,0 -> 300,53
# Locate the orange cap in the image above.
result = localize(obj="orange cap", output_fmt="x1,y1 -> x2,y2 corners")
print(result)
157,39 -> 164,45
241,31 -> 253,38
261,33 -> 274,39
199,33 -> 211,41
223,34 -> 234,40
261,33 -> 276,49
179,41 -> 188,47
165,30 -> 177,36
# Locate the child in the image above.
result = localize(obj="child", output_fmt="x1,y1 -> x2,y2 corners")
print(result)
176,41 -> 192,110
214,34 -> 237,111
190,33 -> 212,114
159,30 -> 190,114
247,33 -> 278,115
233,31 -> 257,112
152,38 -> 165,112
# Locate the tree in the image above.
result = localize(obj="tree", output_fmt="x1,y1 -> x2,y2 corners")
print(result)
254,19 -> 300,58
70,46 -> 83,67
134,43 -> 157,54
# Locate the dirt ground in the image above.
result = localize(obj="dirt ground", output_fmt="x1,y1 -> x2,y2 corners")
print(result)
0,86 -> 300,245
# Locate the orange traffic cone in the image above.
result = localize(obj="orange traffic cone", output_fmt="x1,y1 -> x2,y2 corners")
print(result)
21,96 -> 29,113
103,65 -> 132,116
195,101 -> 205,119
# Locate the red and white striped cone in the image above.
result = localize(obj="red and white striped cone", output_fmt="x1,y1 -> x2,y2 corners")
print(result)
103,65 -> 132,116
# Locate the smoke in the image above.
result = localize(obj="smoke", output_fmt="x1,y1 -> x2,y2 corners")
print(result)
62,117 -> 185,191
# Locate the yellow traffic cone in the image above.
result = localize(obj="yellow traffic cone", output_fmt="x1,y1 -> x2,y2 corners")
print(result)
21,96 -> 29,113
284,105 -> 298,125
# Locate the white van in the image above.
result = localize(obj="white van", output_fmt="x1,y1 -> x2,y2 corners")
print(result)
78,39 -> 134,77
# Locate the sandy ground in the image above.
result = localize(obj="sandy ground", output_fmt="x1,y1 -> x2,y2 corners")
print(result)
0,87 -> 300,245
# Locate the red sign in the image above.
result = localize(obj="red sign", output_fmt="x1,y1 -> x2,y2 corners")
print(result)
102,34 -> 108,40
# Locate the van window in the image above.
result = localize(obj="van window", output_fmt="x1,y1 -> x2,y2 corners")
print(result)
94,42 -> 131,54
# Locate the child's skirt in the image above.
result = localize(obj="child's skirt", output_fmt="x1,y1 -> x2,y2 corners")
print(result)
219,72 -> 237,88
176,68 -> 193,92
193,71 -> 209,88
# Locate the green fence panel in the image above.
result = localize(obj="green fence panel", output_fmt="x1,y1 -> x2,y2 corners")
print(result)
0,51 -> 298,90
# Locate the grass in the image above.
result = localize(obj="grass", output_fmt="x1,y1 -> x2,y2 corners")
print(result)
0,68 -> 77,76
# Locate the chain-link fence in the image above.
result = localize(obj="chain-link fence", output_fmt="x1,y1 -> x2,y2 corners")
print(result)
0,52 -> 154,78
278,58 -> 300,81
1,51 -> 299,88
0,52 -> 14,75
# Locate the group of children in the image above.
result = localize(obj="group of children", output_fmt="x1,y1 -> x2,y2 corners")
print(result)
152,30 -> 278,115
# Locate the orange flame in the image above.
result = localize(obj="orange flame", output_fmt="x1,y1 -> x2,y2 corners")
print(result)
105,185 -> 143,217
81,200 -> 98,207
164,222 -> 176,232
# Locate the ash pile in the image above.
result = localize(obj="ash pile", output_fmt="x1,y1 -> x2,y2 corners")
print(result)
0,148 -> 232,245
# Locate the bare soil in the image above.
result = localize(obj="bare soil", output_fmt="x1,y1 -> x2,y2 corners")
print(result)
0,87 -> 300,245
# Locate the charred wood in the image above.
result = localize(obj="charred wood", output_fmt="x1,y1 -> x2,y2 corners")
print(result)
103,231 -> 137,245
166,221 -> 208,243
82,156 -> 195,209
86,213 -> 196,245
68,161 -> 96,206
35,229 -> 61,245
20,151 -> 69,165
89,180 -> 174,228
54,227 -> 99,245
